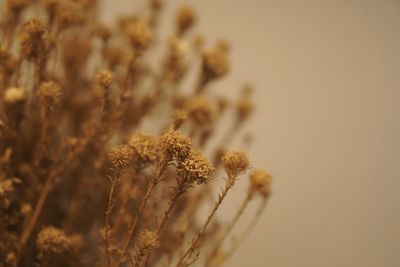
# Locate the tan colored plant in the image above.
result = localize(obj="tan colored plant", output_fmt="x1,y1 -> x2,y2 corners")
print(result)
0,1 -> 272,267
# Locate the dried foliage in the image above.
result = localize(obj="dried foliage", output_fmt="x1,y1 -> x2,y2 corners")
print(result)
0,1 -> 272,266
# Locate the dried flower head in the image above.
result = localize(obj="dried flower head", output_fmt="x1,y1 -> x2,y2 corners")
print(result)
129,133 -> 159,167
133,229 -> 159,264
108,144 -> 134,169
126,19 -> 152,50
185,96 -> 214,126
95,70 -> 113,89
250,169 -> 272,197
222,150 -> 249,178
202,46 -> 230,82
136,229 -> 159,256
4,86 -> 27,104
38,81 -> 62,107
56,0 -> 85,29
19,17 -> 49,61
178,149 -> 215,185
159,128 -> 192,162
176,5 -> 196,35
36,227 -> 71,258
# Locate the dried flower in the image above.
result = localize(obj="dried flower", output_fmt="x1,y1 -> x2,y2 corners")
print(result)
126,19 -> 152,50
95,70 -> 113,89
136,229 -> 159,256
202,46 -> 230,83
36,227 -> 70,258
108,144 -> 134,169
176,5 -> 196,36
37,81 -> 62,107
159,128 -> 192,162
129,133 -> 159,167
185,96 -> 214,126
4,86 -> 27,103
178,149 -> 215,185
222,150 -> 249,178
250,169 -> 272,197
19,17 -> 49,61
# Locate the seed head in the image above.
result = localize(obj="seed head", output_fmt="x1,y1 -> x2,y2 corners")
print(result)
38,81 -> 62,108
249,169 -> 272,197
108,144 -> 134,169
222,150 -> 249,178
126,19 -> 152,50
19,17 -> 49,61
129,133 -> 159,167
185,96 -> 214,126
202,47 -> 230,82
159,128 -> 191,162
136,229 -> 159,256
178,149 -> 214,185
36,227 -> 70,258
95,70 -> 113,89
4,87 -> 27,104
176,5 -> 196,35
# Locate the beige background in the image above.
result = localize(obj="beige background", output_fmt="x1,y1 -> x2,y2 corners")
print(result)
101,1 -> 400,266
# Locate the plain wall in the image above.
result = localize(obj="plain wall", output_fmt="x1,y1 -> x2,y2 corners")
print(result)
102,1 -> 400,266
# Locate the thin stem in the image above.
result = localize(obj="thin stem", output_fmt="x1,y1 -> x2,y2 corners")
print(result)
122,163 -> 165,254
105,171 -> 121,267
176,177 -> 235,267
210,197 -> 268,267
143,184 -> 186,267
205,191 -> 252,267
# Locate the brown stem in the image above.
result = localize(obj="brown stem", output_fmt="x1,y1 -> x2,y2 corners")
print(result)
209,197 -> 268,267
176,178 -> 234,267
205,191 -> 252,267
105,171 -> 121,267
122,163 -> 165,255
143,184 -> 186,267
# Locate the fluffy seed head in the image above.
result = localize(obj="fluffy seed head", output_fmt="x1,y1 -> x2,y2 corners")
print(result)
249,169 -> 272,197
36,227 -> 70,257
108,144 -> 134,169
202,47 -> 230,82
178,149 -> 215,185
129,133 -> 159,167
95,70 -> 113,89
176,5 -> 196,35
185,96 -> 214,126
19,17 -> 49,61
126,19 -> 152,50
159,128 -> 191,162
136,229 -> 159,256
222,150 -> 249,178
38,81 -> 62,107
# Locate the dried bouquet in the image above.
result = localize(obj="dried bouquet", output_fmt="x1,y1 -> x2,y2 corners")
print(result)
0,0 -> 272,266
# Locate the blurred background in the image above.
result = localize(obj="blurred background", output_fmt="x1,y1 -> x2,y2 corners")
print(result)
101,1 -> 400,266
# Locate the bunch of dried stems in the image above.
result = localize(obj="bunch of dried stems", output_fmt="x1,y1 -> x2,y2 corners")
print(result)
0,0 -> 272,266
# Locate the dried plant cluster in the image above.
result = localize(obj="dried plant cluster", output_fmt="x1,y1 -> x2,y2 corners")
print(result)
0,0 -> 272,266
